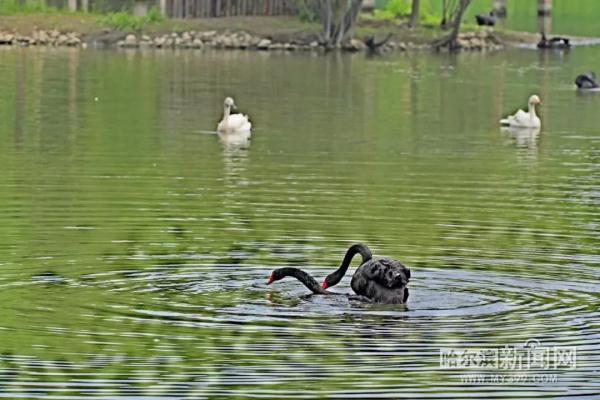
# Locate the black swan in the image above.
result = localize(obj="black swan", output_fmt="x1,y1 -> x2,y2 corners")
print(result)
323,243 -> 410,304
537,33 -> 570,49
475,12 -> 496,27
575,72 -> 599,89
267,244 -> 411,304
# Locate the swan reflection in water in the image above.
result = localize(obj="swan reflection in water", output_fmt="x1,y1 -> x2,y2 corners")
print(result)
501,126 -> 541,165
501,126 -> 540,149
219,129 -> 251,151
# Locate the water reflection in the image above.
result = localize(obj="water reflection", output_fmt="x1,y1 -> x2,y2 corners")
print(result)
218,130 -> 251,150
501,126 -> 540,164
501,126 -> 540,148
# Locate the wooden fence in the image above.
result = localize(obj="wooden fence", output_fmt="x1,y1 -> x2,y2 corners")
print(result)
158,0 -> 298,18
41,0 -> 300,17
45,0 -> 154,13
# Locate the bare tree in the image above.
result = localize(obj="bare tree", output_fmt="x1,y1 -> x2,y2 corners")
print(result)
409,0 -> 420,28
440,0 -> 457,29
321,0 -> 364,48
434,0 -> 471,51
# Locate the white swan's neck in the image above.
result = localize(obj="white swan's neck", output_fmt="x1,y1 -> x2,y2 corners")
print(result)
528,102 -> 537,120
222,105 -> 231,131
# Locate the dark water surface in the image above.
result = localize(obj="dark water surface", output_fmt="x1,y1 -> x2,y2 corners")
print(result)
0,47 -> 598,398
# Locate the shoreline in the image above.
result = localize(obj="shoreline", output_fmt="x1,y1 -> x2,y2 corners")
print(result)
0,28 -> 507,53
0,14 -> 598,53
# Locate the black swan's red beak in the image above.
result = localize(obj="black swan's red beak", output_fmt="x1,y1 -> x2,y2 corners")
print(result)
267,274 -> 275,285
321,281 -> 328,289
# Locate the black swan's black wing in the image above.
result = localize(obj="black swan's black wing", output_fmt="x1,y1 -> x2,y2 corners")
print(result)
362,258 -> 410,288
350,258 -> 411,304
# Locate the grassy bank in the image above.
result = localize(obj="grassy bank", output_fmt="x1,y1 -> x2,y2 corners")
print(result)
0,13 -> 320,41
0,11 -> 485,47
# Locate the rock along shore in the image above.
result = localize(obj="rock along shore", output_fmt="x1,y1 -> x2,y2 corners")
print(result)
0,29 -> 503,52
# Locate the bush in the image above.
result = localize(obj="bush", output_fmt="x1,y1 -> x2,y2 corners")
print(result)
373,0 -> 439,25
374,0 -> 411,19
146,7 -> 164,23
98,7 -> 164,31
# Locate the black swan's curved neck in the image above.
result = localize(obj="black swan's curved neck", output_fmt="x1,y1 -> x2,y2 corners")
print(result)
324,243 -> 373,288
270,268 -> 328,294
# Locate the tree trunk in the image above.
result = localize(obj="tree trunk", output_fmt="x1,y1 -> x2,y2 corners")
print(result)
434,0 -> 471,51
448,0 -> 470,49
409,0 -> 420,28
321,0 -> 363,47
323,0 -> 332,43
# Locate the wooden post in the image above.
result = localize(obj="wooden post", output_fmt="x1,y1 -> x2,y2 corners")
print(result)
538,0 -> 551,16
537,13 -> 552,36
68,0 -> 77,12
133,1 -> 149,16
173,0 -> 181,18
81,0 -> 89,12
160,0 -> 168,16
492,0 -> 506,18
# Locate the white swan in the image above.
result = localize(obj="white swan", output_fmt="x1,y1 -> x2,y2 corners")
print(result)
217,97 -> 252,134
500,95 -> 541,128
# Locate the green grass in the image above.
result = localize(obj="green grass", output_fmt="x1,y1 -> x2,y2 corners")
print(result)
0,1 -> 164,32
97,7 -> 164,31
372,0 -> 442,27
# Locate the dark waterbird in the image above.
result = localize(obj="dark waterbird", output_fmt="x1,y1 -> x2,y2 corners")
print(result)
575,72 -> 599,89
364,33 -> 393,53
537,33 -> 571,49
267,244 -> 411,304
475,12 -> 496,27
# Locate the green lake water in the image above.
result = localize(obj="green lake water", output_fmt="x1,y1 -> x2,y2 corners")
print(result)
0,46 -> 599,398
